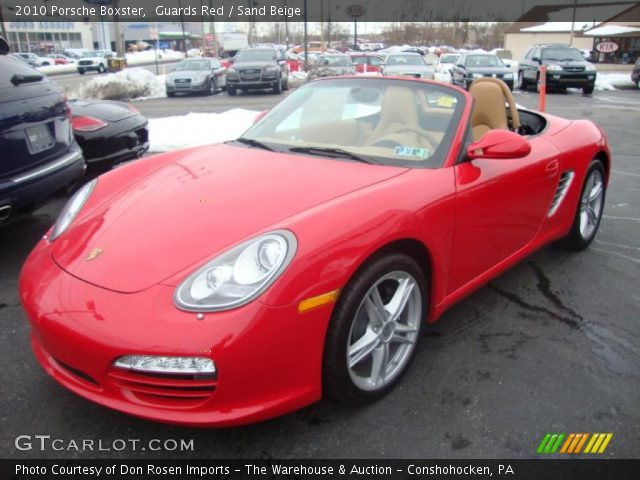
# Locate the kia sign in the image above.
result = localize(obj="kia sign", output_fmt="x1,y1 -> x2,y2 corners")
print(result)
346,4 -> 366,18
596,41 -> 619,53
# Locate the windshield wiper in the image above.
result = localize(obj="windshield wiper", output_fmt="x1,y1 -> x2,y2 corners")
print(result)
11,73 -> 44,86
231,137 -> 275,152
288,146 -> 375,164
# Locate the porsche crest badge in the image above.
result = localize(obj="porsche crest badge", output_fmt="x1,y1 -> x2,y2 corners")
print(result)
86,248 -> 103,261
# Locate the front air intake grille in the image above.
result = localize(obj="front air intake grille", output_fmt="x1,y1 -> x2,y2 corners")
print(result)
108,369 -> 217,406
548,170 -> 575,217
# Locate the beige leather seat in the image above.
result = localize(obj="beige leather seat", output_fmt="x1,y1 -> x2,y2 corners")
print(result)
469,78 -> 520,141
368,86 -> 419,144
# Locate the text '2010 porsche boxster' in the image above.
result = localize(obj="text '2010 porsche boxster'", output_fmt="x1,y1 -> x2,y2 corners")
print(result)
20,77 -> 610,426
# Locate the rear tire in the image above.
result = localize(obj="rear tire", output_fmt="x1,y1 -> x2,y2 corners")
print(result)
323,252 -> 427,404
227,86 -> 237,96
563,158 -> 606,250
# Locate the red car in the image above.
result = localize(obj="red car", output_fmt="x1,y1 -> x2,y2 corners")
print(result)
20,77 -> 609,426
348,52 -> 384,74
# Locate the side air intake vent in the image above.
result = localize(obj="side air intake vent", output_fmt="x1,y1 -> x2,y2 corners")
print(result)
548,171 -> 575,217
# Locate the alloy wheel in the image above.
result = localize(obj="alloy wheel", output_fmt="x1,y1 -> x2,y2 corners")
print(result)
347,271 -> 421,391
579,169 -> 604,240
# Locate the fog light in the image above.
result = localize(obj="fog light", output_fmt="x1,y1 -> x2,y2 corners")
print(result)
114,355 -> 216,375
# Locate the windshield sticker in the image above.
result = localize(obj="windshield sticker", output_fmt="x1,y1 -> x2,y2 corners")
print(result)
394,146 -> 431,159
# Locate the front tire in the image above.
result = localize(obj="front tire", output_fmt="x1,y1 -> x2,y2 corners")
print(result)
583,85 -> 594,95
227,85 -> 237,96
323,253 -> 427,404
78,69 -> 86,75
563,158 -> 606,250
273,75 -> 283,94
518,71 -> 526,90
98,64 -> 106,74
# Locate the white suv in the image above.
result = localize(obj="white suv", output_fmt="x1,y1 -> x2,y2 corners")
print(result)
77,50 -> 113,74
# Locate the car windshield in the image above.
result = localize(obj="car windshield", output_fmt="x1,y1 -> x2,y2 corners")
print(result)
175,60 -> 211,71
239,78 -> 464,168
464,55 -> 504,67
387,55 -> 425,66
542,48 -> 584,62
440,54 -> 460,64
236,50 -> 276,62
317,56 -> 351,66
83,51 -> 104,57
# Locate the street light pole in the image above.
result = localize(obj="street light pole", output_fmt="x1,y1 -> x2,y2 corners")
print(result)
303,0 -> 308,70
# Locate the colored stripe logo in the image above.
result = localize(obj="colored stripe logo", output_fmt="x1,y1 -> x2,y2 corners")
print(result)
537,433 -> 612,454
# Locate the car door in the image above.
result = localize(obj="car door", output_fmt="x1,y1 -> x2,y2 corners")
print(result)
449,130 -> 561,292
524,47 -> 540,82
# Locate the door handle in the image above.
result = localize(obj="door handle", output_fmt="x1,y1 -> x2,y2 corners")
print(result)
545,160 -> 559,177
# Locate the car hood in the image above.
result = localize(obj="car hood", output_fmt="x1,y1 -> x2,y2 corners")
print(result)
70,99 -> 136,122
544,59 -> 592,68
234,61 -> 276,69
51,143 -> 407,293
466,66 -> 512,74
167,70 -> 209,79
385,65 -> 432,73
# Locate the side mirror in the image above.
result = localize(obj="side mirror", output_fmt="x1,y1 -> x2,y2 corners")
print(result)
254,110 -> 269,124
228,58 -> 235,65
467,130 -> 531,160
532,56 -> 541,63
457,64 -> 465,68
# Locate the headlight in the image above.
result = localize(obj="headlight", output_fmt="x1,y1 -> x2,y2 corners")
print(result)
114,355 -> 216,376
174,230 -> 297,311
503,73 -> 513,79
471,73 -> 483,78
585,65 -> 597,72
49,179 -> 97,241
265,66 -> 280,73
547,65 -> 562,71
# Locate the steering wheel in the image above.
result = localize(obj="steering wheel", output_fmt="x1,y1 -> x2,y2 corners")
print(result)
369,124 -> 440,150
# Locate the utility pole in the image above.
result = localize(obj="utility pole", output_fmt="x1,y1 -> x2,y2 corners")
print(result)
327,0 -> 332,48
303,0 -> 308,70
0,4 -> 7,40
569,0 -> 578,46
320,0 -> 324,51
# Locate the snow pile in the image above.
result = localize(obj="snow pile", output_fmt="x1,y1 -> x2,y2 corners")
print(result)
289,70 -> 308,87
70,68 -> 166,101
148,109 -> 260,152
38,64 -> 76,75
595,73 -> 635,91
126,49 -> 185,65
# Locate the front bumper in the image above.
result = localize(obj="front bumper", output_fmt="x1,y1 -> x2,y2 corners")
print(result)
20,242 -> 327,426
227,77 -> 278,89
545,72 -> 596,88
166,82 -> 209,93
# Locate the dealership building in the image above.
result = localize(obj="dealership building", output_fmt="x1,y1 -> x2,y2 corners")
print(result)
505,1 -> 640,63
2,21 -> 93,54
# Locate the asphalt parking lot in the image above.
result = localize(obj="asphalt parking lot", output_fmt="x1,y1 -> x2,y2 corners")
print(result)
1,85 -> 639,459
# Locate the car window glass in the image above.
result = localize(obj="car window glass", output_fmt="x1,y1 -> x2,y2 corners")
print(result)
0,56 -> 42,87
370,57 -> 382,66
243,78 -> 465,169
388,55 -> 425,66
236,50 -> 276,62
541,47 -> 584,62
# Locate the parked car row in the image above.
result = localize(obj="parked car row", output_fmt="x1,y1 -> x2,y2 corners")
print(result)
0,37 -> 148,227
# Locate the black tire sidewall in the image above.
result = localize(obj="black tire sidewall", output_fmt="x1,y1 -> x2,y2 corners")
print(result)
565,159 -> 606,250
323,253 -> 427,404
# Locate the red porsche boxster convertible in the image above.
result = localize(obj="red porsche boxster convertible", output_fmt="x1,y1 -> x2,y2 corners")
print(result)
20,77 -> 610,426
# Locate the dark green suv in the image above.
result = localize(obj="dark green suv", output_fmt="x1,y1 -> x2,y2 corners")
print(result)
518,44 -> 597,94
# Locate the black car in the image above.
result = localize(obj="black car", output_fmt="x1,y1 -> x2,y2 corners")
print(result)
632,57 -> 640,89
70,99 -> 149,168
0,37 -> 85,226
451,53 -> 514,90
518,44 -> 597,94
226,48 -> 290,95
